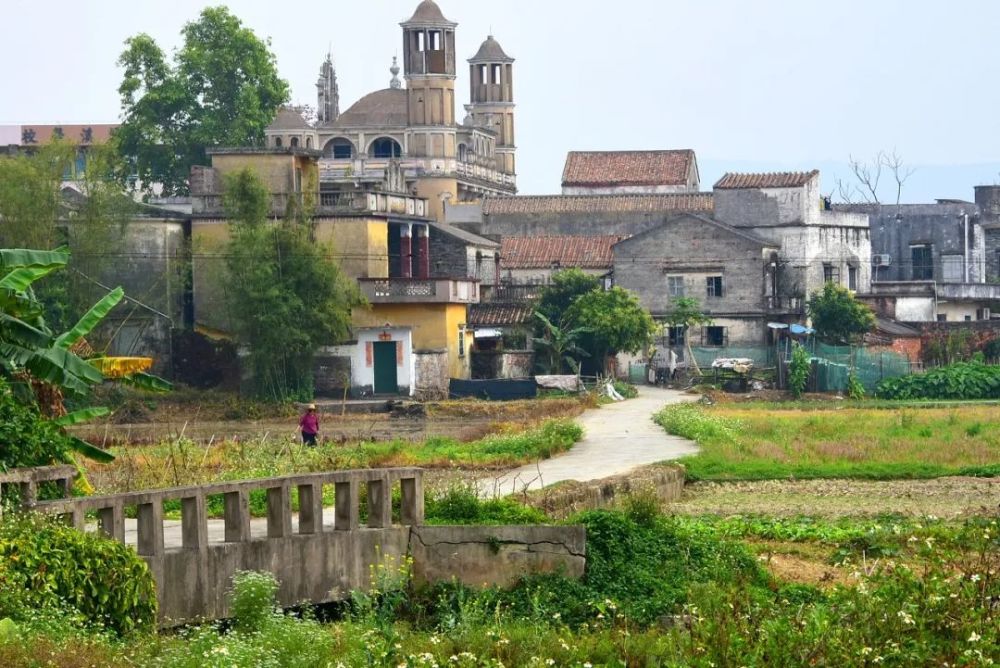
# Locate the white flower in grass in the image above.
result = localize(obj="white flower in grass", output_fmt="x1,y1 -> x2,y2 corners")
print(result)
969,631 -> 981,642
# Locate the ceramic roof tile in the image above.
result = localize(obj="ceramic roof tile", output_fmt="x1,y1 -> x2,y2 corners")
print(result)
714,170 -> 820,189
562,150 -> 695,188
482,193 -> 714,215
501,235 -> 625,269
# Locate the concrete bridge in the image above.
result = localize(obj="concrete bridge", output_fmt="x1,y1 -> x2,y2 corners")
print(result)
1,466 -> 585,625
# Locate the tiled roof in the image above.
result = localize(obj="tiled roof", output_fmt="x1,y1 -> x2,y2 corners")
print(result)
714,170 -> 819,190
469,302 -> 534,327
501,235 -> 624,269
562,150 -> 695,187
482,193 -> 714,215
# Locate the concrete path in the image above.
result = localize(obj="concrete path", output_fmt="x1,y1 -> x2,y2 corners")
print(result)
480,386 -> 699,497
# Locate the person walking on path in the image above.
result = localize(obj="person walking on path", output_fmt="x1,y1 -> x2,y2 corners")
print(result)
299,404 -> 320,446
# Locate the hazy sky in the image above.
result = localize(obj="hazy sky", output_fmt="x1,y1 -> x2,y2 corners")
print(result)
3,0 -> 1000,201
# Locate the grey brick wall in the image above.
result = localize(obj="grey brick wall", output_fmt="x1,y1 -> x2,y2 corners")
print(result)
613,216 -> 771,318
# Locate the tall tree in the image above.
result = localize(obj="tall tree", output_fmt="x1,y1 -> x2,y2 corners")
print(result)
566,286 -> 657,373
0,142 -> 133,332
807,282 -> 876,345
535,269 -> 601,333
222,169 -> 362,400
116,7 -> 289,196
664,296 -> 713,376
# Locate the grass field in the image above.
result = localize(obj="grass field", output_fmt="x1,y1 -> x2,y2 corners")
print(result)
656,402 -> 1000,481
87,418 -> 582,498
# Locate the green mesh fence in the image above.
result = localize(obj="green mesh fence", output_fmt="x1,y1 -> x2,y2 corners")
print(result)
679,343 -> 913,393
809,343 -> 914,392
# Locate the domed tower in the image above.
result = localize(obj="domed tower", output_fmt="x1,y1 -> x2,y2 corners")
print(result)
468,35 -> 515,176
401,0 -> 458,157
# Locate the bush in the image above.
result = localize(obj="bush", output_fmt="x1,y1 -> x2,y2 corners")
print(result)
877,361 -> 1000,400
0,515 -> 157,635
430,509 -> 768,628
0,378 -> 74,470
425,486 -> 548,525
788,343 -> 810,398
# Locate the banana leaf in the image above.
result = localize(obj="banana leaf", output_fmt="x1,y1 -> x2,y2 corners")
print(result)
53,406 -> 111,427
5,344 -> 105,396
119,371 -> 172,393
0,312 -> 52,347
66,435 -> 115,463
55,287 -> 125,349
0,247 -> 70,269
0,266 -> 66,293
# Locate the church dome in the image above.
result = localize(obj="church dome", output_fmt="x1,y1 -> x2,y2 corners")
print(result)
403,0 -> 456,27
334,88 -> 408,127
470,35 -> 514,63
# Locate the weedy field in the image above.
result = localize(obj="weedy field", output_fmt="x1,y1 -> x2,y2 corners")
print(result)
656,402 -> 1000,481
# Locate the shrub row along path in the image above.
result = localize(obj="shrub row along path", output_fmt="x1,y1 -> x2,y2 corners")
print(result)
480,386 -> 699,497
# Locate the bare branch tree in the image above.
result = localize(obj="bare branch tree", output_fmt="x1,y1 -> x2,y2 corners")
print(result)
848,152 -> 884,204
836,150 -> 914,206
881,148 -> 916,207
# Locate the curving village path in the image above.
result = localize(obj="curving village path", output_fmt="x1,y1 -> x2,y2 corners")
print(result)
480,386 -> 700,497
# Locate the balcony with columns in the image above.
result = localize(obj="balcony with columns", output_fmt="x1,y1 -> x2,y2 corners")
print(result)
359,221 -> 479,304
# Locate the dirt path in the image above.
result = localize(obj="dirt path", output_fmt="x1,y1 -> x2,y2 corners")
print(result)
481,386 -> 699,496
672,477 -> 1000,518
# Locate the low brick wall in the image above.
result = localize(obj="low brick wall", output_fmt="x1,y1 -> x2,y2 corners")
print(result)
410,525 -> 586,588
524,464 -> 686,519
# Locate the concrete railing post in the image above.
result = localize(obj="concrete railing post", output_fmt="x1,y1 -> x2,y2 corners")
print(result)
137,499 -> 164,557
298,483 -> 324,535
367,478 -> 392,528
267,485 -> 292,538
70,506 -> 85,530
181,495 -> 208,549
400,475 -> 424,526
19,481 -> 37,509
97,502 -> 125,543
335,480 -> 359,531
223,490 -> 250,543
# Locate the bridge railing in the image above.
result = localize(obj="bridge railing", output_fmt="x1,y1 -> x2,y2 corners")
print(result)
0,465 -> 78,517
5,467 -> 424,558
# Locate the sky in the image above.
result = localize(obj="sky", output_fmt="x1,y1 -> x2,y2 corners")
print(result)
3,0 -> 1000,202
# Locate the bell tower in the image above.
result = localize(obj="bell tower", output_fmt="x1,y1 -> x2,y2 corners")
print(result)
315,52 -> 339,125
468,35 -> 516,176
401,0 -> 457,160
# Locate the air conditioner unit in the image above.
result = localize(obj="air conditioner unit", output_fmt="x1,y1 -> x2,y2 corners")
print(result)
872,254 -> 892,267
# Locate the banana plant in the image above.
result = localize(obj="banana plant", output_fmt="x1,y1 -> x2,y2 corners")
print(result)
1,247 -> 172,464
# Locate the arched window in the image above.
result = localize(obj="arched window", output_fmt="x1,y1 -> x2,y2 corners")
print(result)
274,137 -> 283,147
290,137 -> 299,148
371,137 -> 402,159
324,137 -> 355,159
305,136 -> 313,149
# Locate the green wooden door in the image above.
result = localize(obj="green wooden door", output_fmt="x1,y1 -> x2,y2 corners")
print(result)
373,342 -> 398,395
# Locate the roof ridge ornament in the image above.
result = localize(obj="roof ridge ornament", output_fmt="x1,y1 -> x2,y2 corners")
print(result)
390,56 -> 402,89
